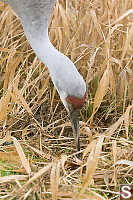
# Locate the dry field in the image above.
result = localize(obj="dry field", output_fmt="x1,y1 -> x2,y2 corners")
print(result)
0,0 -> 133,199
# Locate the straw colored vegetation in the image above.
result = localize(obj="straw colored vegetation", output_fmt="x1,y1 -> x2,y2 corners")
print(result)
0,0 -> 133,199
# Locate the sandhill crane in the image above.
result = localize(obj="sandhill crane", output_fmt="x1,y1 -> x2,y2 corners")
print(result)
1,0 -> 86,154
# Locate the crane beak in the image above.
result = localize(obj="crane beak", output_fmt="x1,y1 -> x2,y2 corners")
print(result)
69,109 -> 80,153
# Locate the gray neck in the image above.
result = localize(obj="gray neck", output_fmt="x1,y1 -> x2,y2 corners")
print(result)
3,0 -> 86,99
7,0 -> 56,38
6,0 -> 62,83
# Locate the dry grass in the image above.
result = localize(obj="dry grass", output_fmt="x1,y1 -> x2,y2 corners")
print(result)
0,0 -> 133,199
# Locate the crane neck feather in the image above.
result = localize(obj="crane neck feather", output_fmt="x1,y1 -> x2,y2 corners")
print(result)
5,0 -> 86,102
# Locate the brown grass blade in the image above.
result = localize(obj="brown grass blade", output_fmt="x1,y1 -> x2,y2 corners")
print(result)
13,137 -> 31,175
117,69 -> 128,100
25,143 -> 49,159
105,104 -> 133,138
79,136 -> 104,195
12,85 -> 33,115
111,9 -> 133,26
115,159 -> 133,167
0,130 -> 12,145
0,151 -> 21,165
90,9 -> 104,40
90,67 -> 110,121
0,175 -> 27,184
60,154 -> 68,175
0,87 -> 11,122
121,23 -> 133,61
38,76 -> 50,100
112,140 -> 117,187
12,163 -> 52,197
3,55 -> 21,91
109,66 -> 116,95
86,190 -> 109,200
50,87 -> 57,113
82,140 -> 97,160
50,159 -> 60,200
124,105 -> 130,138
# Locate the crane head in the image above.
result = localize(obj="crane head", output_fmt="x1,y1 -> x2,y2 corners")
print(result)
66,93 -> 86,155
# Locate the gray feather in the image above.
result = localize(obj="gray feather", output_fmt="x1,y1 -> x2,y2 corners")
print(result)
2,0 -> 86,100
